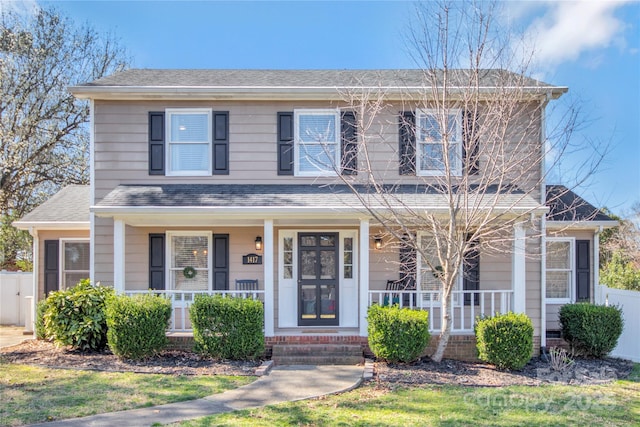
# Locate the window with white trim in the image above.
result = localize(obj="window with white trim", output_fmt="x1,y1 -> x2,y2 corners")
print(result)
61,240 -> 90,289
294,109 -> 340,176
166,109 -> 212,176
416,109 -> 462,176
546,239 -> 573,302
417,233 -> 462,303
168,232 -> 211,291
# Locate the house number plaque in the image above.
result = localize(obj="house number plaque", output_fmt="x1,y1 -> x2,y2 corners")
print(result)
242,254 -> 262,265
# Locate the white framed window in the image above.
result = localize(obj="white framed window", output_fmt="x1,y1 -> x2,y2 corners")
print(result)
416,108 -> 462,176
60,239 -> 90,289
294,109 -> 340,176
166,108 -> 212,176
166,231 -> 212,291
546,238 -> 574,303
416,233 -> 462,304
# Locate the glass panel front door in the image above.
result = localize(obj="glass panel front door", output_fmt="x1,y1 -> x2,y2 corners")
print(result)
298,233 -> 339,326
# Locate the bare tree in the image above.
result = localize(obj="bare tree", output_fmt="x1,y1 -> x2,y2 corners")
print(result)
0,7 -> 128,268
330,1 -> 603,362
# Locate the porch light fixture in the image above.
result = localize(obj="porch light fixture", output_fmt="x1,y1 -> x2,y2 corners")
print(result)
374,237 -> 382,250
255,236 -> 263,251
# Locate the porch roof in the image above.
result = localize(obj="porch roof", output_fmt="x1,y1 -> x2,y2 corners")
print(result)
93,184 -> 544,219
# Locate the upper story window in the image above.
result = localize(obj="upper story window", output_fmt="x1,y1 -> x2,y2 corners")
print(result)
166,109 -> 212,176
416,109 -> 462,176
294,109 -> 340,176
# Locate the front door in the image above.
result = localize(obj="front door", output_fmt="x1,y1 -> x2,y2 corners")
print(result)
298,233 -> 339,326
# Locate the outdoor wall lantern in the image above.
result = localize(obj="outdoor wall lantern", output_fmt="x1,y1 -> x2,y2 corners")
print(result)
374,236 -> 383,250
255,236 -> 263,251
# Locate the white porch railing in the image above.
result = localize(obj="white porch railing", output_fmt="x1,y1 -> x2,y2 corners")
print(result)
125,290 -> 264,332
368,289 -> 513,333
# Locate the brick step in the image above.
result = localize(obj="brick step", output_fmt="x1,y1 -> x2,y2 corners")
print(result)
274,355 -> 364,366
271,344 -> 364,365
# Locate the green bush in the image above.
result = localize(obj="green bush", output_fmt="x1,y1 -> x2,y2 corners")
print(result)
43,279 -> 114,351
35,299 -> 49,340
559,303 -> 624,358
106,293 -> 172,360
367,304 -> 430,363
190,294 -> 264,360
475,312 -> 533,370
600,251 -> 640,291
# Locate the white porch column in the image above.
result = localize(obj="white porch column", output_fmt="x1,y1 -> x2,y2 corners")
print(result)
113,219 -> 125,294
512,223 -> 526,314
358,219 -> 370,336
263,219 -> 274,337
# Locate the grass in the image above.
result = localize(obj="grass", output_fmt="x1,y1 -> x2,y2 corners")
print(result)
0,362 -> 254,426
174,364 -> 640,427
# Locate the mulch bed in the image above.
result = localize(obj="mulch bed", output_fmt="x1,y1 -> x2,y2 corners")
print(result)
1,339 -> 635,387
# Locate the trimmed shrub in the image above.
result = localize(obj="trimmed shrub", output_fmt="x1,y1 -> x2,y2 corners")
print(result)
43,279 -> 114,351
190,294 -> 264,360
559,303 -> 624,358
367,304 -> 430,363
106,293 -> 172,360
35,299 -> 49,340
475,312 -> 533,370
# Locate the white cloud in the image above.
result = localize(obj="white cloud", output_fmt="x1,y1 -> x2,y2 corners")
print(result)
0,0 -> 39,16
522,1 -> 632,68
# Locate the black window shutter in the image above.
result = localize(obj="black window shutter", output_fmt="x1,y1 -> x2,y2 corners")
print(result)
213,234 -> 229,290
399,111 -> 416,175
149,234 -> 165,290
399,236 -> 417,289
148,112 -> 165,175
341,111 -> 358,175
212,111 -> 229,175
576,240 -> 590,302
277,112 -> 294,175
463,236 -> 480,305
462,110 -> 480,175
44,240 -> 59,295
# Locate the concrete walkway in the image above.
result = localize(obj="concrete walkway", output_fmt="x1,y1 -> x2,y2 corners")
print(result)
29,364 -> 368,427
0,326 -> 31,348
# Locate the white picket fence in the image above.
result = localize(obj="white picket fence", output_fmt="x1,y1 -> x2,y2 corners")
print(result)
0,271 -> 33,327
596,284 -> 640,362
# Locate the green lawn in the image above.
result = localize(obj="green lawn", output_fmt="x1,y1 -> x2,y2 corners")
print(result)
174,364 -> 640,427
0,363 -> 254,426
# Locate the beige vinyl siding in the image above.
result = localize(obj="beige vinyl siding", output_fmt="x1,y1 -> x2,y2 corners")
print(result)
37,230 -> 90,300
93,100 -> 543,203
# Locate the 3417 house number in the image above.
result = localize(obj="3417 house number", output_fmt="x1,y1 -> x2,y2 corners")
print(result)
242,254 -> 262,265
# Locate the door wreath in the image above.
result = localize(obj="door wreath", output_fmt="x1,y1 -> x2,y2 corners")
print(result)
183,266 -> 197,279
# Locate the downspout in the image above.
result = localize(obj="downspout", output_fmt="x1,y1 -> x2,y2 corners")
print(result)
539,91 -> 552,350
89,99 -> 95,285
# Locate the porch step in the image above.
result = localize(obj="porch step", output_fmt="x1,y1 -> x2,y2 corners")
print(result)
271,344 -> 364,366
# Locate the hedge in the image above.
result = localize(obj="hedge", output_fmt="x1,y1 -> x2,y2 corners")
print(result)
367,304 -> 430,363
559,303 -> 623,358
106,293 -> 172,360
475,312 -> 533,370
190,294 -> 264,360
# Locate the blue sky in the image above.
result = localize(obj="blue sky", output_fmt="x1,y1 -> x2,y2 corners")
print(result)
4,0 -> 639,216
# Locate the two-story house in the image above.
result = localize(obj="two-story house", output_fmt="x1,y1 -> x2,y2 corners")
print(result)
16,69 -> 616,361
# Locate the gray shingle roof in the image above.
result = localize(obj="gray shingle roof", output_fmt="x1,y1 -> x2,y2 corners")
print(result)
80,69 -> 557,89
94,184 -> 540,212
546,185 -> 616,222
14,185 -> 90,225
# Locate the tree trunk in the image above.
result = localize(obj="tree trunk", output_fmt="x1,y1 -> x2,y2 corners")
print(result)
431,288 -> 452,362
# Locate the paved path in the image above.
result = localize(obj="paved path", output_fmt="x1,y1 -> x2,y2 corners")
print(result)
29,364 -> 367,427
0,326 -> 31,348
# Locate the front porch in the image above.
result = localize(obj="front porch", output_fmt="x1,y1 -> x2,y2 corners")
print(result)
126,288 -> 514,335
